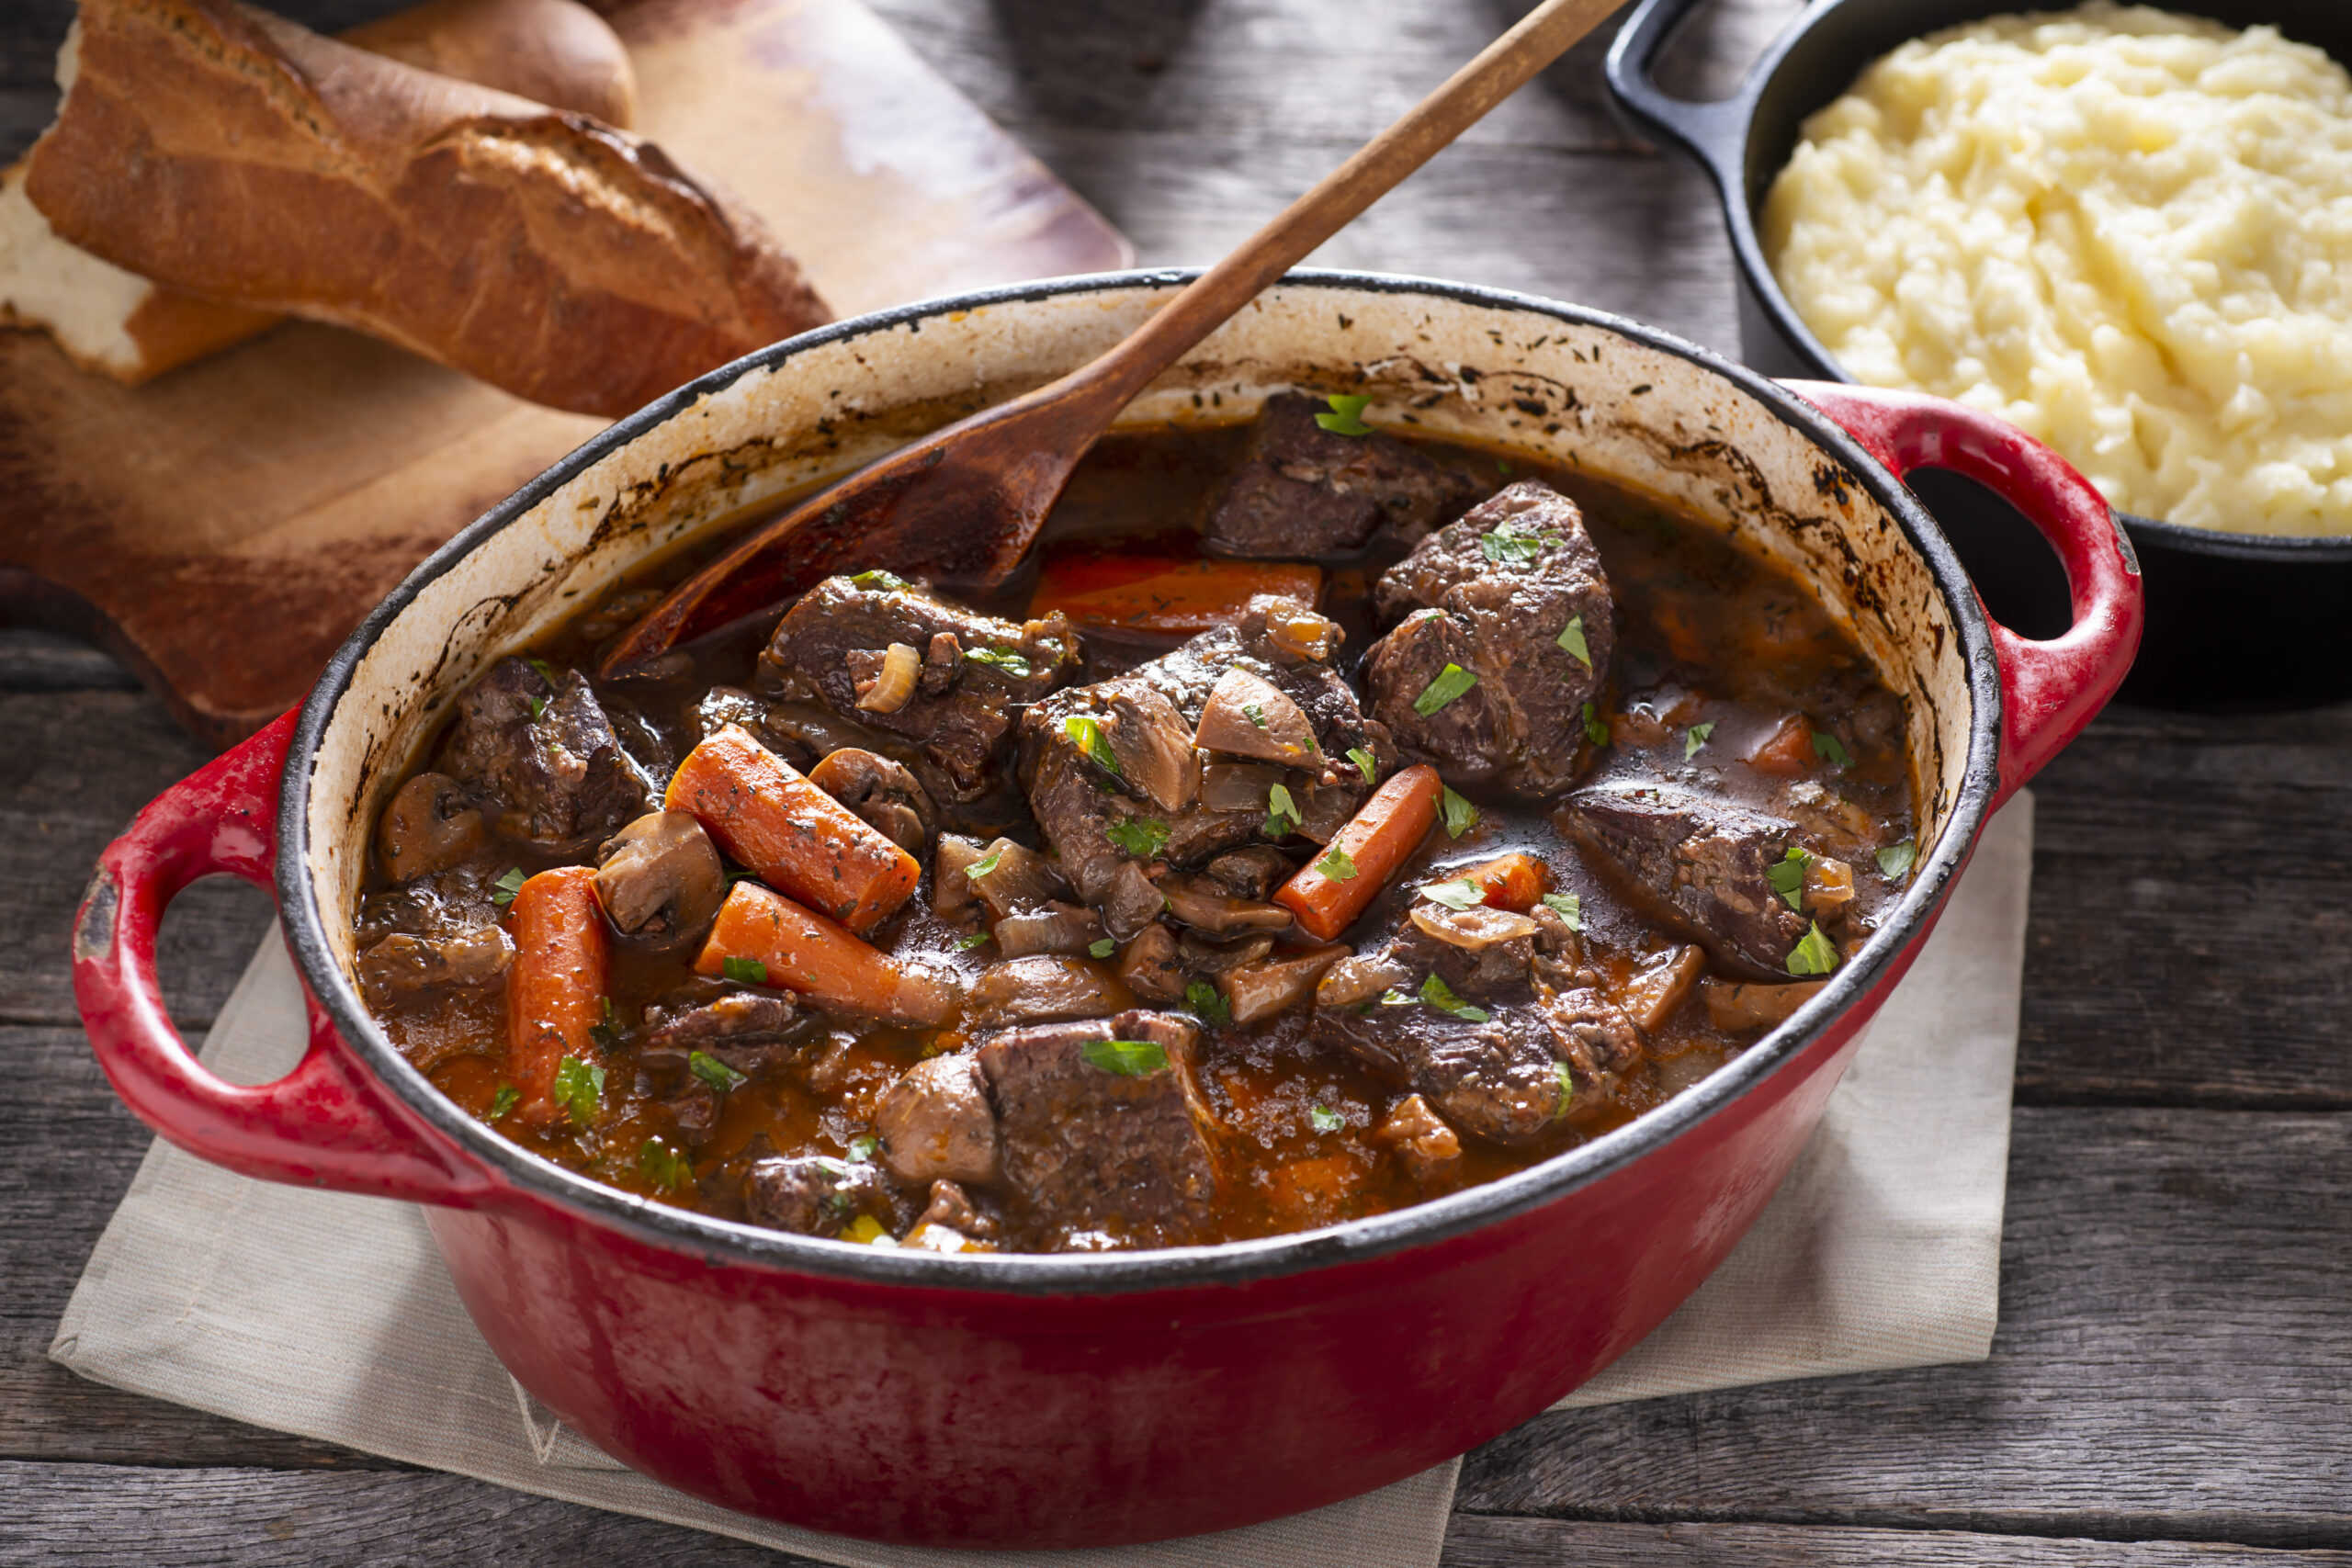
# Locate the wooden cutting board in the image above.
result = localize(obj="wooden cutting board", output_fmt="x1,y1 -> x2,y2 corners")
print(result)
0,0 -> 1128,748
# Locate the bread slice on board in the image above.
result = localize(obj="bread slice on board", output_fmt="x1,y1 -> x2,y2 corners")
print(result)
0,0 -> 642,386
22,0 -> 830,417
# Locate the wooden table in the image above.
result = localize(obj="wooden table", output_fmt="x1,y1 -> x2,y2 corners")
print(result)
4,1 -> 2347,1562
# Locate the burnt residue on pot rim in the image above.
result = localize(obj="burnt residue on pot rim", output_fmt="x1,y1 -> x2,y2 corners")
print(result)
280,271 -> 2006,1296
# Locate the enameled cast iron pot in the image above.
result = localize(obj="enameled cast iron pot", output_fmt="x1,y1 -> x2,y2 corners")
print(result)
1607,0 -> 2352,710
71,273 -> 2140,1549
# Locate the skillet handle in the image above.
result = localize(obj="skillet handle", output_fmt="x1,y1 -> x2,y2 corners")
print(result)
72,712 -> 490,1207
1603,0 -> 1748,191
1783,381 -> 2143,805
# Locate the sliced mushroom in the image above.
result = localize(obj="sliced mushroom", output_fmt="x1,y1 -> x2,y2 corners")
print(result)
1097,688 -> 1198,811
1293,782 -> 1360,845
1617,944 -> 1707,1034
594,811 -> 727,938
1200,761 -> 1289,814
1102,859 -> 1168,943
808,747 -> 936,854
992,901 -> 1107,959
1195,668 -> 1319,766
1316,951 -> 1414,1010
965,955 -> 1125,1029
1159,874 -> 1295,936
690,686 -> 771,744
965,838 -> 1072,922
377,773 -> 485,884
1204,845 -> 1295,902
1377,1093 -> 1462,1183
933,833 -> 989,917
1220,944 -> 1349,1025
1407,902 -> 1542,951
1117,922 -> 1188,1001
852,642 -> 922,714
876,1053 -> 1000,1185
1178,931 -> 1277,975
1700,978 -> 1825,1032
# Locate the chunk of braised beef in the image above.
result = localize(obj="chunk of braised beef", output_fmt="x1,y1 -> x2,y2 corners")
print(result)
1377,1093 -> 1462,1183
441,658 -> 651,852
756,574 -> 1079,803
876,1053 -> 1001,1186
743,1156 -> 909,1239
1561,781 -> 1811,977
919,1179 -> 1000,1240
1201,393 -> 1478,558
639,988 -> 807,1077
356,925 -> 513,1011
1365,481 -> 1615,794
975,1010 -> 1216,1247
1204,845 -> 1295,902
356,863 -> 499,950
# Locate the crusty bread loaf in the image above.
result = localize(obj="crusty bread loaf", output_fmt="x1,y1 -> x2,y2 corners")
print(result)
22,0 -> 830,417
0,0 -> 644,386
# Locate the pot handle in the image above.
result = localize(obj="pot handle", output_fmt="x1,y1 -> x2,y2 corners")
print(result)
1783,381 -> 2143,804
72,712 -> 491,1207
1603,0 -> 1749,193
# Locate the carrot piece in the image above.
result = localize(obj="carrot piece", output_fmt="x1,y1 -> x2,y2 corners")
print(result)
1746,714 -> 1814,776
1276,763 -> 1443,942
695,880 -> 957,1026
1461,852 -> 1548,912
666,726 -> 920,934
505,866 -> 610,1133
1031,552 -> 1322,635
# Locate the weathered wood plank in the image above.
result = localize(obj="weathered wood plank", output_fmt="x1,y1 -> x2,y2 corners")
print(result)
1456,1106 -> 2352,1550
1444,1517 -> 2352,1565
0,1461 -> 831,1567
0,692 -> 279,1031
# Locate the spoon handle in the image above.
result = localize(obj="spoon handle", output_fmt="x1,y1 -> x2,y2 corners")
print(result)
1070,0 -> 1629,409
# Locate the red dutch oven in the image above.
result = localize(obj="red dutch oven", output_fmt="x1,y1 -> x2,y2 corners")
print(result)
70,273 -> 2139,1549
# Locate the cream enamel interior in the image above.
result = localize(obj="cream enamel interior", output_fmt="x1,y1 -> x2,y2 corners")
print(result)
301,280 -> 1975,983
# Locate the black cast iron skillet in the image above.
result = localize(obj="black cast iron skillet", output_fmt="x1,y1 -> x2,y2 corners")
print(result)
1607,0 -> 2352,709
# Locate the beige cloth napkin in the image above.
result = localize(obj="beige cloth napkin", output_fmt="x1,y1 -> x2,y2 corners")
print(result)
51,796 -> 2034,1567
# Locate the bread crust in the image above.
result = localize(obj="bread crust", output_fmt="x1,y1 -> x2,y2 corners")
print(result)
24,0 -> 829,416
342,0 -> 637,130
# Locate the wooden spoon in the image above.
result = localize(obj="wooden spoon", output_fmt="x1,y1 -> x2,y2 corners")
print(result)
602,0 -> 1628,675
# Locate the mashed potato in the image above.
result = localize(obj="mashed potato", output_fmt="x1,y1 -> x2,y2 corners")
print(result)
1763,4 -> 2352,534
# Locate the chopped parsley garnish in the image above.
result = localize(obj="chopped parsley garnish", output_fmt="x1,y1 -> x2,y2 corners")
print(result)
1497,460 -> 1514,474
1243,702 -> 1267,728
1184,980 -> 1232,1025
1316,845 -> 1359,882
1310,1105 -> 1344,1133
1419,877 -> 1485,912
1555,615 -> 1590,667
846,1135 -> 878,1163
1766,846 -> 1814,912
526,695 -> 547,721
963,844 -> 1005,881
482,1085 -> 519,1124
588,996 -> 622,1054
689,1050 -> 747,1093
1581,703 -> 1611,748
1413,663 -> 1477,717
955,931 -> 991,951
964,647 -> 1031,678
639,1138 -> 692,1191
1787,921 -> 1841,977
724,867 -> 762,885
1540,892 -> 1582,930
1105,816 -> 1170,859
527,657 -> 560,688
1877,840 -> 1917,881
1378,987 -> 1420,1007
1440,785 -> 1479,839
1479,524 -> 1557,568
1265,783 -> 1300,839
1684,721 -> 1715,760
1065,713 -> 1122,775
1419,973 -> 1490,1022
1089,936 -> 1117,959
1314,392 -> 1374,436
1346,746 -> 1380,786
551,1056 -> 605,1126
1812,729 -> 1853,770
849,569 -> 909,592
1553,1061 -> 1575,1119
491,866 -> 526,908
1082,1038 -> 1169,1076
721,954 -> 768,986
